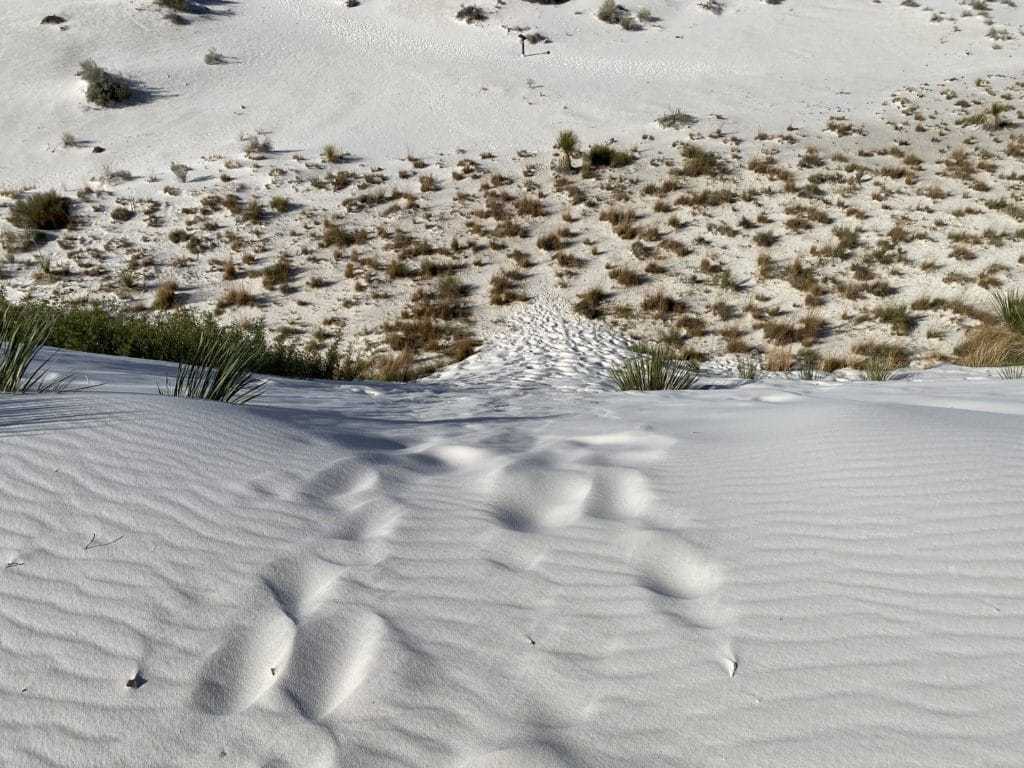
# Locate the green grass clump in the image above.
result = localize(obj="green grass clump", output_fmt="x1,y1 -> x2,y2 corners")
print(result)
612,345 -> 699,391
862,354 -> 899,381
9,192 -> 72,230
0,306 -> 70,393
992,289 -> 1024,335
161,332 -> 264,404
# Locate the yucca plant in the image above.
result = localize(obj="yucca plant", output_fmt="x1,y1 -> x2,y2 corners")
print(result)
0,307 -> 69,393
992,289 -> 1024,335
862,354 -> 898,382
556,130 -> 578,172
736,354 -> 760,381
999,366 -> 1024,380
612,345 -> 699,391
161,333 -> 265,404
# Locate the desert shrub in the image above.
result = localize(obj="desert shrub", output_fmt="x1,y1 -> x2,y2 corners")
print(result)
597,0 -> 620,22
956,290 -> 1024,367
170,162 -> 190,183
536,231 -> 564,251
608,264 -> 645,286
456,5 -> 488,22
852,341 -> 911,368
679,144 -> 726,177
657,109 -> 697,129
641,290 -> 685,317
9,192 -> 72,230
612,345 -> 699,391
956,324 -> 1024,367
217,286 -> 255,309
574,287 -> 611,319
0,298 -> 342,380
262,256 -> 290,289
322,144 -> 345,164
587,144 -> 633,168
152,281 -> 178,311
874,303 -> 915,335
79,60 -> 132,106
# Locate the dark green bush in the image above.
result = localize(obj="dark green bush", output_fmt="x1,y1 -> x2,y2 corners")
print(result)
9,192 -> 72,230
79,60 -> 132,107
587,144 -> 633,168
0,298 -> 342,380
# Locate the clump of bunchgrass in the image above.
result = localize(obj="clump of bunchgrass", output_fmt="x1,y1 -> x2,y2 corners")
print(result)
612,345 -> 699,391
737,354 -> 760,381
991,289 -> 1024,335
861,353 -> 899,381
0,306 -> 71,393
161,333 -> 264,404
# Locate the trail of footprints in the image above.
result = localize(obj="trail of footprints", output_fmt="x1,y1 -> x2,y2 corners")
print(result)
193,430 -> 735,733
195,457 -> 398,720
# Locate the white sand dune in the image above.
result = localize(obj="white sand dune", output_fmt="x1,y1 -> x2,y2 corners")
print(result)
2,312 -> 1023,766
3,0 -> 1024,764
2,0 -> 1019,186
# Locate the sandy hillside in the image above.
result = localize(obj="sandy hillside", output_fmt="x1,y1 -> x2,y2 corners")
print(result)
1,0 -> 1020,186
2,319 -> 1024,767
2,5 -> 1024,763
2,0 -> 1023,376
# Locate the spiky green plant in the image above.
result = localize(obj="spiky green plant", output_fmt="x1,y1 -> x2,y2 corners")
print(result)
161,333 -> 265,404
612,345 -> 699,391
991,289 -> 1024,335
556,130 -> 578,172
0,307 -> 68,393
999,366 -> 1024,380
862,354 -> 898,382
737,354 -> 760,381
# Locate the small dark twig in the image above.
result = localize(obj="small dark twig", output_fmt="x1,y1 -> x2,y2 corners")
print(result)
85,533 -> 125,551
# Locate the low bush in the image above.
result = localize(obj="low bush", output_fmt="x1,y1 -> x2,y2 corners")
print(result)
79,60 -> 133,106
9,192 -> 72,230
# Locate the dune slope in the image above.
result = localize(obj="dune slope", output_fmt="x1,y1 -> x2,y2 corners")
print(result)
2,324 -> 1023,767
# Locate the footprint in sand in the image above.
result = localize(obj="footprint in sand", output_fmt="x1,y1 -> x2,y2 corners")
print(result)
583,467 -> 652,522
329,500 -> 403,542
631,531 -> 733,629
487,454 -> 592,532
298,459 -> 381,507
261,555 -> 344,623
283,608 -> 385,721
193,608 -> 295,715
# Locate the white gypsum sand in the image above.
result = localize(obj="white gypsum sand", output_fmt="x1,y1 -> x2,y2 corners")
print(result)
1,328 -> 1024,767
2,1 -> 1024,765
